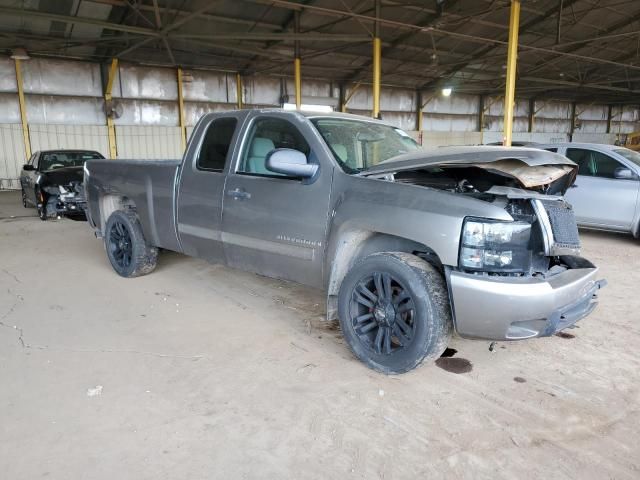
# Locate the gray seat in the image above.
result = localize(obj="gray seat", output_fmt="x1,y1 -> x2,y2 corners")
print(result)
332,144 -> 348,163
247,137 -> 275,174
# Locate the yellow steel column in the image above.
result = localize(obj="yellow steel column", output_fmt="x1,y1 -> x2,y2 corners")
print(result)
372,0 -> 381,119
14,59 -> 31,159
294,11 -> 302,109
372,38 -> 381,119
104,58 -> 119,159
177,67 -> 187,151
236,72 -> 243,109
502,0 -> 521,146
294,58 -> 302,109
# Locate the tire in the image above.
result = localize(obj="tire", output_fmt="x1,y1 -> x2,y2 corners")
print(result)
36,189 -> 48,221
338,252 -> 452,374
21,188 -> 28,208
104,209 -> 158,278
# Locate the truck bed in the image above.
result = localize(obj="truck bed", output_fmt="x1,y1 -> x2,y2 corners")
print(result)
85,159 -> 182,252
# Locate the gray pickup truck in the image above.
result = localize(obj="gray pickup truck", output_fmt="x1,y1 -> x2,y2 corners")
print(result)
84,109 -> 605,374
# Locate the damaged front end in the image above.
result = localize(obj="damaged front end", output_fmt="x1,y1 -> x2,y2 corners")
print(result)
362,147 -> 606,340
40,180 -> 87,219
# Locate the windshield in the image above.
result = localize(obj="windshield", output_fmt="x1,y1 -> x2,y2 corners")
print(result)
613,148 -> 640,168
40,151 -> 104,171
310,118 -> 419,173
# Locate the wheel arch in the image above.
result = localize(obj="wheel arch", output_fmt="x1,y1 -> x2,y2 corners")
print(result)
99,194 -> 137,233
325,229 -> 444,321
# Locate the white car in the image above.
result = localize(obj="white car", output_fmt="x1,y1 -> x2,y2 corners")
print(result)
537,143 -> 640,238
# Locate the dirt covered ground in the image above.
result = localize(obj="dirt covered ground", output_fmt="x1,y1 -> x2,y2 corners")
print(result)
0,189 -> 639,479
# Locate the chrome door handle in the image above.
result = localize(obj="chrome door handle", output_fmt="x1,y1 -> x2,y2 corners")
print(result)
227,188 -> 251,200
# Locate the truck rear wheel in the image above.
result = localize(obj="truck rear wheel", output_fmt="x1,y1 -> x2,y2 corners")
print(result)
337,252 -> 452,374
105,210 -> 158,278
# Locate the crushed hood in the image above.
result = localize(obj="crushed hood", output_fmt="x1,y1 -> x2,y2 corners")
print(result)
359,146 -> 577,192
39,166 -> 84,186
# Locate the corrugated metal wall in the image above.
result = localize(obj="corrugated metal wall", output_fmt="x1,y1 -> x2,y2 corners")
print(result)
29,124 -> 109,154
0,124 -> 25,190
115,126 -> 182,159
1,55 -> 640,189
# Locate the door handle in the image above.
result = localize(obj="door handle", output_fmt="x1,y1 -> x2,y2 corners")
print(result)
227,188 -> 251,200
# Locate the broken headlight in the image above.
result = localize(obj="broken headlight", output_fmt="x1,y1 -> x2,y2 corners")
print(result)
459,219 -> 532,273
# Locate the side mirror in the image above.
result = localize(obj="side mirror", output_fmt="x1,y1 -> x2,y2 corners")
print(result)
614,167 -> 637,180
265,148 -> 318,178
23,164 -> 34,171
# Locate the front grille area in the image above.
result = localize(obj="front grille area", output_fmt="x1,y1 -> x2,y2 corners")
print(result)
541,200 -> 580,250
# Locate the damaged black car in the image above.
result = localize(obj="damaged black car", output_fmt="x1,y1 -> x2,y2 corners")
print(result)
19,149 -> 105,221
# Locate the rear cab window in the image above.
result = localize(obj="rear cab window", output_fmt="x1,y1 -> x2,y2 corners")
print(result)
197,117 -> 238,172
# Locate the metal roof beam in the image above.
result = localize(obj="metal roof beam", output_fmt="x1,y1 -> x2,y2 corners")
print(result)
0,5 -> 159,36
86,0 -> 283,30
418,0 -> 582,90
343,0 -> 463,84
170,33 -> 371,42
524,8 -> 640,77
115,1 -> 226,59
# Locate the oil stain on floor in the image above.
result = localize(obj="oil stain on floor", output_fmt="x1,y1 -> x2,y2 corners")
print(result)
435,357 -> 473,374
555,332 -> 575,339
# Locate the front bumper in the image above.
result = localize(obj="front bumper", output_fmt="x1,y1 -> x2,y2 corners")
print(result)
55,198 -> 86,215
51,194 -> 86,216
447,266 -> 606,340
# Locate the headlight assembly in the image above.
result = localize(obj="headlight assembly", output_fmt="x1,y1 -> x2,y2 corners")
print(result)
460,219 -> 532,273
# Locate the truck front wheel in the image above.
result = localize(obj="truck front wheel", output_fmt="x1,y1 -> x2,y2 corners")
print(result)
36,189 -> 49,221
104,210 -> 158,278
337,252 -> 452,374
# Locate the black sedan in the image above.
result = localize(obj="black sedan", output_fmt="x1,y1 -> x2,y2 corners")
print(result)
20,149 -> 105,220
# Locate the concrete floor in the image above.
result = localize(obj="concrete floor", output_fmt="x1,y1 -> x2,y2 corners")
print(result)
0,189 -> 639,479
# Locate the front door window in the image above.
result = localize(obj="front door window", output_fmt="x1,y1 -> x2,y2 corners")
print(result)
237,118 -> 310,177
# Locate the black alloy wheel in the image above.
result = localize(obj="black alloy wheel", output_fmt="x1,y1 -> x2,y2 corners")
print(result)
350,272 -> 416,355
108,220 -> 133,270
104,209 -> 158,278
337,252 -> 452,374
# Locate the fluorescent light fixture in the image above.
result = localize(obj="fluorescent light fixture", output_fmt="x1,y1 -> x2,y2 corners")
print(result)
441,87 -> 453,97
283,103 -> 333,113
10,48 -> 30,60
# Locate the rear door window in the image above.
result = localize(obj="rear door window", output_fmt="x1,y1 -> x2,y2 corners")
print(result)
197,117 -> 238,172
566,148 -> 625,178
565,148 -> 592,176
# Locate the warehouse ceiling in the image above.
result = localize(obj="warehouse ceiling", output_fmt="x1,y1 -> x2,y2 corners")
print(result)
1,0 -> 640,104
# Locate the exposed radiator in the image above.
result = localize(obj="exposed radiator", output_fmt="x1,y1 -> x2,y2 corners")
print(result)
541,200 -> 581,250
